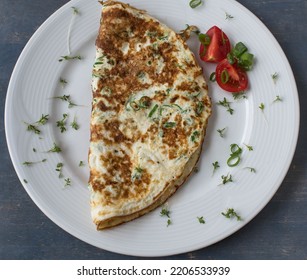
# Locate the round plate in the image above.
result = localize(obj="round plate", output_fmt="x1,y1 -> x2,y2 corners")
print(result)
5,0 -> 299,257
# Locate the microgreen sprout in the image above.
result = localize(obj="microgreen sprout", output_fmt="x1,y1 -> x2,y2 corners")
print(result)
225,12 -> 234,20
56,162 -> 64,178
217,127 -> 227,138
244,167 -> 256,173
24,114 -> 49,135
53,95 -> 78,108
22,159 -> 47,166
217,98 -> 234,115
271,72 -> 278,83
56,113 -> 68,133
64,178 -> 71,187
70,115 -> 79,130
219,173 -> 233,185
197,216 -> 205,224
222,208 -> 242,221
212,161 -> 220,175
160,204 -> 172,227
273,95 -> 282,103
244,143 -> 253,151
47,143 -> 62,153
59,78 -> 68,87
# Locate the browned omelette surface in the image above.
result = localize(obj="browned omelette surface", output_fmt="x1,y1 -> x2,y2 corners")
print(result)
89,1 -> 212,229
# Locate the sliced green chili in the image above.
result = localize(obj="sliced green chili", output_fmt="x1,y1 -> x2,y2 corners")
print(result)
221,69 -> 230,84
148,104 -> 159,118
189,0 -> 203,9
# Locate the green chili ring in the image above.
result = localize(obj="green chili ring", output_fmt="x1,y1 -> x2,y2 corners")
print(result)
230,143 -> 242,155
227,154 -> 241,167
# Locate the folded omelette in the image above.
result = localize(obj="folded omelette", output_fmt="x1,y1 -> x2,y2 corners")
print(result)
89,0 -> 212,229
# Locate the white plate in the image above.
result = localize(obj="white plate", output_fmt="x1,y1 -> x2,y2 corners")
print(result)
5,0 -> 299,257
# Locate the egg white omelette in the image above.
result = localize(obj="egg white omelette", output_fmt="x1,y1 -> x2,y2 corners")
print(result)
89,0 -> 212,229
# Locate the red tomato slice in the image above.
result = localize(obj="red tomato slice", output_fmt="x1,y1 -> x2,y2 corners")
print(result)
199,26 -> 231,63
216,59 -> 248,92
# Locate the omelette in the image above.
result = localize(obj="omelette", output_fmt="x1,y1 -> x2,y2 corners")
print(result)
89,0 -> 212,229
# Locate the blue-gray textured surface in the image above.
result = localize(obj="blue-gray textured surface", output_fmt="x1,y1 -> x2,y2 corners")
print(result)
0,0 -> 306,260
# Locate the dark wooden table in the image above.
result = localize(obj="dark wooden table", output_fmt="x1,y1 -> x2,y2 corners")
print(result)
1,0 -> 306,260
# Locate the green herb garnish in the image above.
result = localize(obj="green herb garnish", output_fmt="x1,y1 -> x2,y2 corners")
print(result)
217,127 -> 227,138
163,122 -> 176,128
212,161 -> 220,174
56,113 -> 68,133
148,104 -> 159,118
159,104 -> 183,116
70,116 -> 79,130
232,92 -> 247,100
167,219 -> 172,227
259,103 -> 265,111
58,55 -> 82,62
160,204 -> 171,226
209,72 -> 216,82
139,97 -> 151,108
53,95 -> 77,108
227,143 -> 242,167
273,95 -> 282,102
24,114 -> 49,134
134,96 -> 151,109
221,69 -> 230,84
72,6 -> 79,15
129,101 -> 140,111
160,206 -> 170,218
132,166 -> 143,180
244,143 -> 253,151
198,33 -> 211,45
222,208 -> 242,221
244,167 -> 256,173
189,0 -> 203,9
227,42 -> 254,71
60,78 -> 68,86
179,24 -> 200,40
36,114 -> 49,125
225,12 -> 234,20
23,159 -> 47,166
24,123 -> 41,135
64,178 -> 71,187
217,98 -> 234,115
79,161 -> 85,167
47,143 -> 62,153
197,216 -> 205,224
220,173 -> 233,185
191,130 -> 200,142
137,71 -> 146,79
196,101 -> 204,115
56,162 -> 64,178
271,72 -> 278,83
166,88 -> 172,95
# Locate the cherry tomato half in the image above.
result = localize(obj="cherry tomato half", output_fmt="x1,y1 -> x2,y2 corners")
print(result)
199,26 -> 231,63
216,59 -> 248,92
